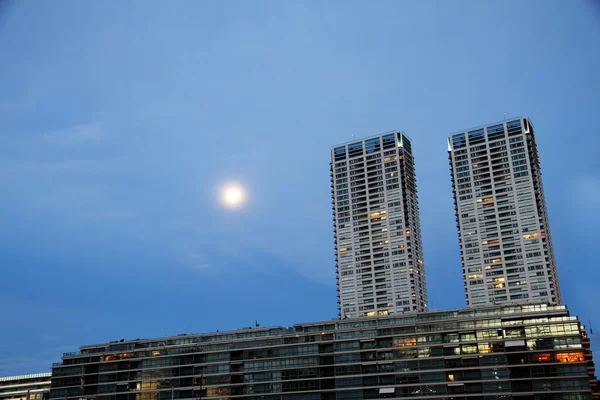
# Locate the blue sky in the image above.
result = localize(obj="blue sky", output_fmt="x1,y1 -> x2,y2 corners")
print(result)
1,1 -> 599,375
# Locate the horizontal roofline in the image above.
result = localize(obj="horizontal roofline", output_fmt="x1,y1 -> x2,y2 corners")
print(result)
448,116 -> 531,137
332,130 -> 411,149
0,373 -> 52,382
74,301 -> 564,352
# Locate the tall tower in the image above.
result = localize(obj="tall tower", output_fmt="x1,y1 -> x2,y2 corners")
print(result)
448,117 -> 561,307
331,132 -> 427,319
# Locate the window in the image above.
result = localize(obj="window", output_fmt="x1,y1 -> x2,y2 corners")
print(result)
452,133 -> 466,149
556,352 -> 584,363
468,129 -> 485,145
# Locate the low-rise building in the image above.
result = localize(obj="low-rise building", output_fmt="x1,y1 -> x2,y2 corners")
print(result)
50,303 -> 597,400
0,373 -> 51,400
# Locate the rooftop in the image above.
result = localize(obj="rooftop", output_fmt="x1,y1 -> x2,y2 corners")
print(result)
68,302 -> 567,355
448,115 -> 530,137
332,130 -> 411,149
0,373 -> 51,382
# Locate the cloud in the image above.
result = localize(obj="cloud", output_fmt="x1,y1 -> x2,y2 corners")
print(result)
40,333 -> 63,341
42,121 -> 106,145
0,159 -> 122,181
76,210 -> 135,220
171,238 -> 216,273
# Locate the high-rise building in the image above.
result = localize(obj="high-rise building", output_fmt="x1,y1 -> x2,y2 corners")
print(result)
50,304 -> 598,400
448,117 -> 561,307
0,373 -> 51,400
331,132 -> 427,318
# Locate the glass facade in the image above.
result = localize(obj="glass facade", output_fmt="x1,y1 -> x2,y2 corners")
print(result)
50,304 -> 598,400
331,131 -> 427,319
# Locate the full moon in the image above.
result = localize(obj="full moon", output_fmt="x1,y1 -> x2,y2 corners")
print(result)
221,184 -> 246,208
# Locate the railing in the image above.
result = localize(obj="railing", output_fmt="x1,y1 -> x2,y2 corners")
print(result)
52,362 -> 63,367
332,130 -> 402,148
62,351 -> 79,357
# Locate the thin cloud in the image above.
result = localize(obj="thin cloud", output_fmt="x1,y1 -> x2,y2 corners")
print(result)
0,159 -> 122,180
76,210 -> 135,220
40,333 -> 62,342
42,121 -> 106,145
172,239 -> 215,273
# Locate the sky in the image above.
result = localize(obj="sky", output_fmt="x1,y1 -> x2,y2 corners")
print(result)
0,0 -> 599,376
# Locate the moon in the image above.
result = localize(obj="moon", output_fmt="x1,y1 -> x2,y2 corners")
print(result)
220,184 -> 246,208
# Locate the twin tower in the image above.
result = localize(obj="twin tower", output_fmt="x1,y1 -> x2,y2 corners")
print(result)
330,118 -> 560,319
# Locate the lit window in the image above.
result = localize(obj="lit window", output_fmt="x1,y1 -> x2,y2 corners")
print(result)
339,248 -> 348,252
406,229 -> 411,235
365,311 -> 376,317
556,352 -> 584,363
448,374 -> 455,382
394,336 -> 416,347
534,353 -> 551,362
398,244 -> 404,248
370,210 -> 387,217
104,353 -> 131,361
491,258 -> 501,263
523,232 -> 539,239
478,343 -> 491,353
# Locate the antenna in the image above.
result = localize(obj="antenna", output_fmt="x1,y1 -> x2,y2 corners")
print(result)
352,133 -> 355,140
504,112 -> 507,122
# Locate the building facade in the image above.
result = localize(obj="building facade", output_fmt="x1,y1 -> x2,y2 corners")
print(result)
50,304 -> 596,400
331,132 -> 427,319
0,373 -> 51,400
448,118 -> 561,307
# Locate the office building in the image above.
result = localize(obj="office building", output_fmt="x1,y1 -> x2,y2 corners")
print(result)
50,303 -> 597,400
0,373 -> 51,400
448,118 -> 561,307
331,132 -> 427,318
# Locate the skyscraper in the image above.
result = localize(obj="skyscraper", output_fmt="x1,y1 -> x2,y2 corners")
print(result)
331,132 -> 427,319
448,117 -> 561,307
